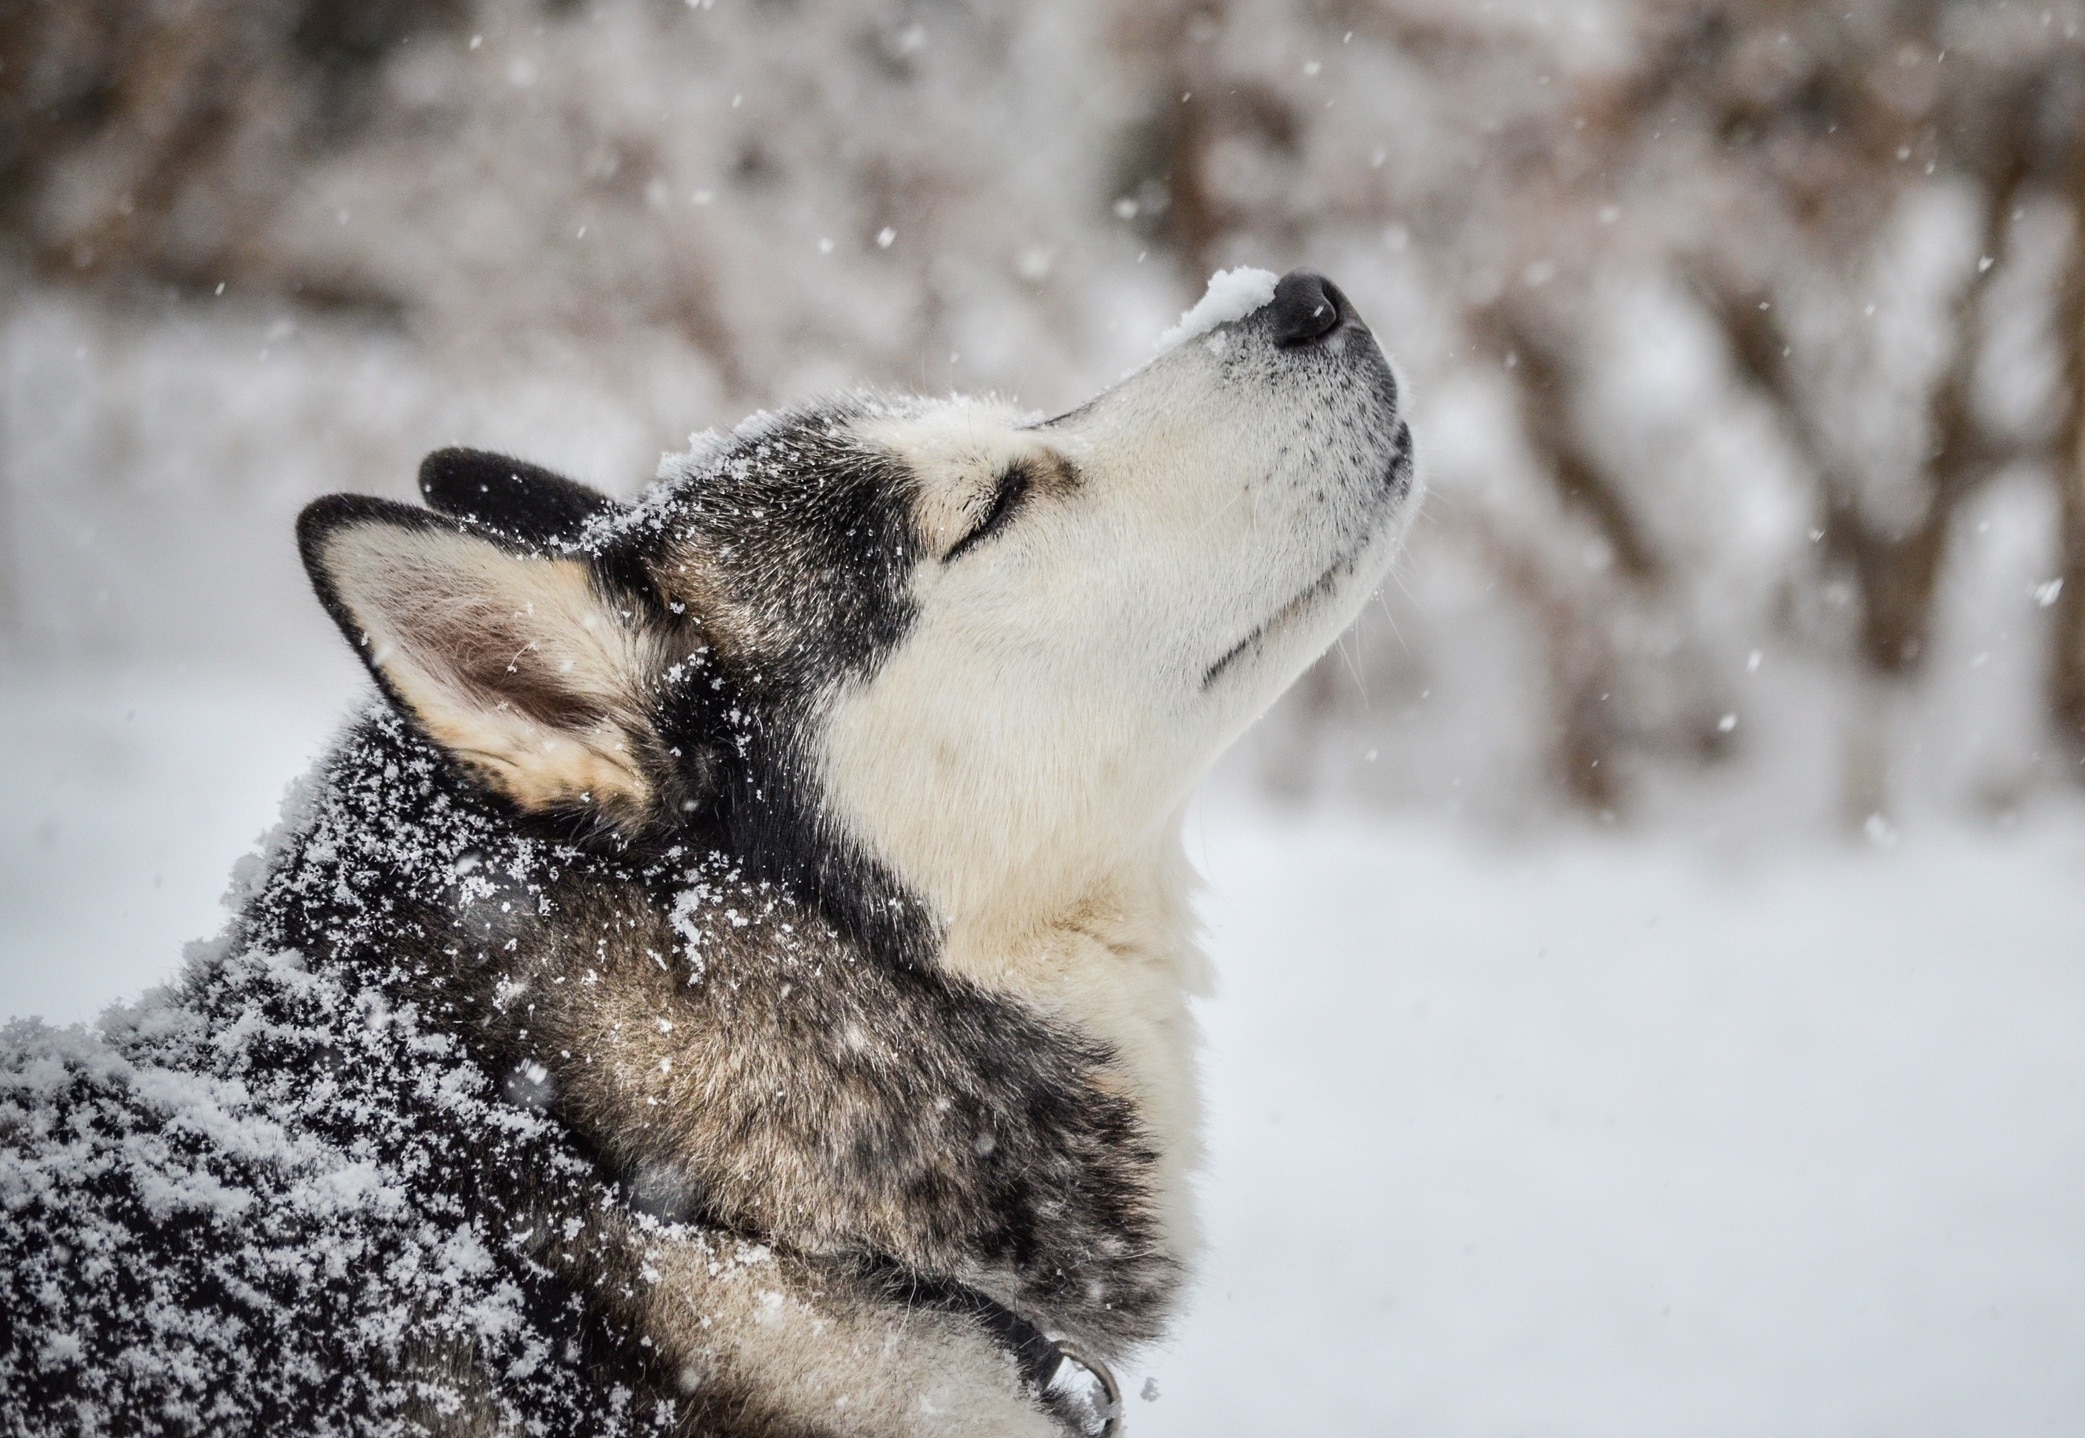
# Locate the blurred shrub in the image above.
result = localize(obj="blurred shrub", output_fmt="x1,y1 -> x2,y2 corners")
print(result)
3,0 -> 2082,830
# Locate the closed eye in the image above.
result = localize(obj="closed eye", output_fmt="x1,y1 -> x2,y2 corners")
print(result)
943,462 -> 1033,563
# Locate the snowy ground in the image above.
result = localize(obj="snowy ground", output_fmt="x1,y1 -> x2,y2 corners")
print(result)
3,665 -> 2082,1435
1155,806 -> 2085,1438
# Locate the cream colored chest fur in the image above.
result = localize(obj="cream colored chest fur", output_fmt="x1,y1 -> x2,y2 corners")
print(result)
933,826 -> 1212,1265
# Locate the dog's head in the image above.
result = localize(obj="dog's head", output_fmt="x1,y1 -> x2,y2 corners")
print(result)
300,270 -> 1414,951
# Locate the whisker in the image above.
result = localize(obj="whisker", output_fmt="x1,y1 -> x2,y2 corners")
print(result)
1335,631 -> 1367,701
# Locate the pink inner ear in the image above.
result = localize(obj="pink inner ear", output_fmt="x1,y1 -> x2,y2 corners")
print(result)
409,595 -> 611,732
323,518 -> 629,740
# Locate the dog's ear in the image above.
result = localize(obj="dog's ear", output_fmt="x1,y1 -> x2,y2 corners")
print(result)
298,494 -> 669,829
417,448 -> 620,551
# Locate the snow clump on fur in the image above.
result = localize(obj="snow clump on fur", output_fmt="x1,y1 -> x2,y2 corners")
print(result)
1154,268 -> 1281,353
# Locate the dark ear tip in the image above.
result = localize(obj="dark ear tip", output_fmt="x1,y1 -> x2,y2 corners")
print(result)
415,447 -> 619,546
417,447 -> 493,505
297,493 -> 439,578
296,493 -> 365,566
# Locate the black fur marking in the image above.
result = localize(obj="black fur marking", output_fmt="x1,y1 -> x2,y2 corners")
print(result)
943,461 -> 1033,564
605,400 -> 943,964
312,405 -> 946,957
418,447 -> 621,551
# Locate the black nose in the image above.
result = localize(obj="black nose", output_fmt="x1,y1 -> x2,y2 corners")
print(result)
1270,270 -> 1348,346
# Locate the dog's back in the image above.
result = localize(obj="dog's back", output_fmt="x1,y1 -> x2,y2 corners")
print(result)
0,801 -> 633,1434
2,706 -> 1105,1437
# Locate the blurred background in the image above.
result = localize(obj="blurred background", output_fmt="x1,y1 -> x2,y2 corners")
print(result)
3,1 -> 2083,1433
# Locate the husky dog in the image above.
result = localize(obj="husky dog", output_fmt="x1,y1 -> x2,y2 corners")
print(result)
0,270 -> 1413,1436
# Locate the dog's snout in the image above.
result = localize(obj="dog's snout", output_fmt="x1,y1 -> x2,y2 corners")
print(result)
1270,270 -> 1350,347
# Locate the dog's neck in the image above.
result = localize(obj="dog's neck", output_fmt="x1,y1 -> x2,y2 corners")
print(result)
933,816 -> 1210,1264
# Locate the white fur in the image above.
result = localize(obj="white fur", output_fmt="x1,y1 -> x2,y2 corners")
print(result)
818,319 -> 1414,1264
